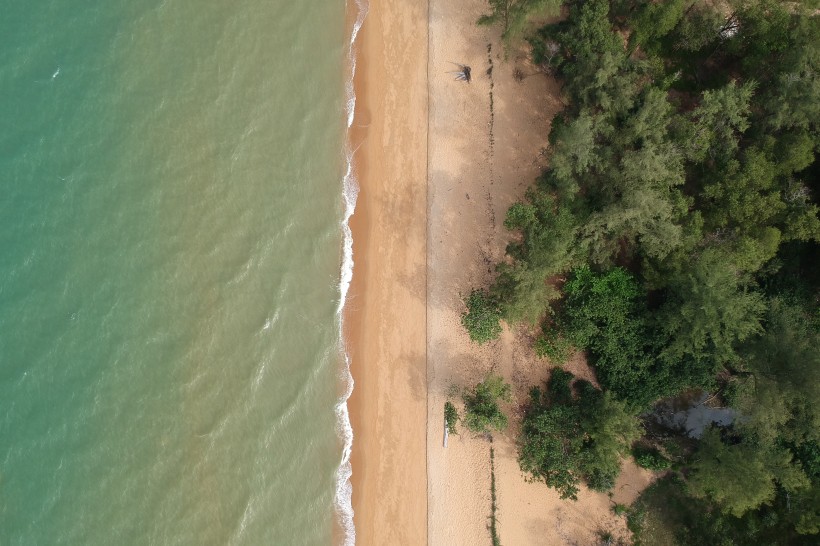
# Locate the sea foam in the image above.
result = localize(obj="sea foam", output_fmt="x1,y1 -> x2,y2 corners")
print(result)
334,0 -> 368,544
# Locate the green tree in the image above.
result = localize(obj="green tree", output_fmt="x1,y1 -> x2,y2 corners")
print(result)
735,298 -> 820,444
683,81 -> 756,163
759,18 -> 820,133
580,391 -> 643,491
702,148 -> 784,235
548,110 -> 601,185
519,370 -> 641,498
658,248 -> 766,367
559,267 -> 673,405
554,0 -> 632,110
492,262 -> 560,325
492,184 -> 580,324
503,184 -> 579,272
670,4 -> 725,52
463,374 -> 512,433
687,429 -> 809,517
627,0 -> 692,53
477,0 -> 562,46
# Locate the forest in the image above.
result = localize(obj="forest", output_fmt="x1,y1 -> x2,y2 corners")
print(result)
459,0 -> 820,543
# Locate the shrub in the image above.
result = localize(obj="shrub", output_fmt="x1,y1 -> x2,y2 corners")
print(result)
444,401 -> 459,435
632,446 -> 672,471
463,374 -> 512,433
534,330 -> 574,363
587,468 -> 617,492
612,503 -> 629,516
462,289 -> 503,343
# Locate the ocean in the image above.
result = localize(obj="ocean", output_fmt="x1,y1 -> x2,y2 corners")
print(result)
0,0 -> 362,544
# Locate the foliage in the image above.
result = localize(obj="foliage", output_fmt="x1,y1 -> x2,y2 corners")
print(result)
657,248 -> 766,369
632,445 -> 671,471
631,472 -> 818,545
687,428 -> 809,518
444,401 -> 459,435
466,1 -> 820,538
477,0 -> 562,46
462,289 -> 503,343
463,374 -> 512,433
534,329 -> 573,364
518,370 -> 641,499
612,503 -> 628,516
490,446 -> 501,546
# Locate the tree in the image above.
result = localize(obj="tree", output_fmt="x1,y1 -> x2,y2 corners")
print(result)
492,262 -> 560,325
477,0 -> 562,46
504,181 -> 580,268
627,0 -> 693,53
580,391 -> 643,491
520,399 -> 584,499
548,110 -> 601,184
554,0 -> 633,111
683,81 -> 756,163
735,298 -> 820,444
518,370 -> 641,498
702,148 -> 784,235
558,267 -> 669,405
463,374 -> 512,433
687,429 -> 809,517
759,21 -> 820,132
658,248 -> 765,367
670,4 -> 725,52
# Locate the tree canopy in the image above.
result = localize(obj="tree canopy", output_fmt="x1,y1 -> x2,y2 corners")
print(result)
473,0 -> 819,538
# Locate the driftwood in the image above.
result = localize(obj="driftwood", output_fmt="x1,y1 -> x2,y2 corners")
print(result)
447,62 -> 471,82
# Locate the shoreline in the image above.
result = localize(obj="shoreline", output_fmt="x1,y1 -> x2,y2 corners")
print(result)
344,0 -> 430,544
334,0 -> 368,543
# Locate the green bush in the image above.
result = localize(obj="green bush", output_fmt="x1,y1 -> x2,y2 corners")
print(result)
587,468 -> 617,492
534,330 -> 574,363
461,289 -> 502,343
612,503 -> 629,516
632,446 -> 671,471
444,401 -> 459,435
463,374 -> 512,433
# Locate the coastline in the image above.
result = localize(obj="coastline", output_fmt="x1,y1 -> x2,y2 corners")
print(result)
344,0 -> 429,544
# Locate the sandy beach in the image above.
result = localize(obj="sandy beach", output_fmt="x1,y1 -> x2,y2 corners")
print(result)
345,0 -> 429,544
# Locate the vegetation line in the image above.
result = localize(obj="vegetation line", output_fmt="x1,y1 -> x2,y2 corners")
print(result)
489,442 -> 501,546
460,0 -> 820,542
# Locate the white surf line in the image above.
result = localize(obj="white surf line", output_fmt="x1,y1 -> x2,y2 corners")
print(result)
334,0 -> 368,544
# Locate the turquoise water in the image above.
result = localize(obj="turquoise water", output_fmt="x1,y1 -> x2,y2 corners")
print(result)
0,0 -> 352,543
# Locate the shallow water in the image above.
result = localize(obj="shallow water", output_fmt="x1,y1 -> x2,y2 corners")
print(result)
0,0 -> 350,543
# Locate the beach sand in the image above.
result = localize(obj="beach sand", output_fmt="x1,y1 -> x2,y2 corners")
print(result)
345,0 -> 429,544
426,1 -> 655,545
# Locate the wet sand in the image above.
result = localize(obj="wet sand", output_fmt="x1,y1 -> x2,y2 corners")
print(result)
345,0 -> 429,544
